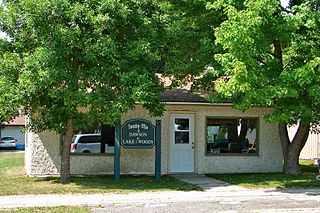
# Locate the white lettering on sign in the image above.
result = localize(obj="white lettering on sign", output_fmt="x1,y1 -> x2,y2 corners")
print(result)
122,139 -> 136,144
141,123 -> 149,130
122,139 -> 154,145
137,140 -> 153,144
129,132 -> 148,137
128,123 -> 149,131
128,124 -> 140,130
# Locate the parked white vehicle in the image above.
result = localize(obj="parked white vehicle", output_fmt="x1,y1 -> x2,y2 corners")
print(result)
71,134 -> 114,154
0,136 -> 17,149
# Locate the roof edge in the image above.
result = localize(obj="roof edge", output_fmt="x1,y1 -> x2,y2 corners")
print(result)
162,102 -> 233,106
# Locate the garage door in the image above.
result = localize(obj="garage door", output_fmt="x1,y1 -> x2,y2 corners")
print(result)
1,126 -> 25,146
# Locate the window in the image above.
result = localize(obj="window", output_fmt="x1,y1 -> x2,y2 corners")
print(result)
70,124 -> 115,154
206,118 -> 257,155
174,118 -> 190,144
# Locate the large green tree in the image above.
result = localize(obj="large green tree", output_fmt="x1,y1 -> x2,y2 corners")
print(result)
0,0 -> 164,183
211,0 -> 320,174
0,40 -> 21,138
164,0 -> 320,174
0,40 -> 20,123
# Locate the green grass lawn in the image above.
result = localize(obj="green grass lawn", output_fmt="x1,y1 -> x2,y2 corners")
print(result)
1,151 -> 319,196
0,151 -> 200,196
208,160 -> 320,189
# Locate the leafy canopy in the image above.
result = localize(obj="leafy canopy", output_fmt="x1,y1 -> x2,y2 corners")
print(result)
211,0 -> 320,125
0,0 -> 165,132
0,41 -> 20,122
164,0 -> 320,126
161,0 -> 224,81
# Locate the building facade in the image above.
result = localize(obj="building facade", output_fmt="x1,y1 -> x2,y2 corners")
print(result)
25,99 -> 283,176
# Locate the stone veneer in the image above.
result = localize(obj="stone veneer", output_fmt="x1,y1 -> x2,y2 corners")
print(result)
25,104 -> 283,176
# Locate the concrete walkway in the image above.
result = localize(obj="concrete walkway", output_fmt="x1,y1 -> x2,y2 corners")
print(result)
171,174 -> 248,192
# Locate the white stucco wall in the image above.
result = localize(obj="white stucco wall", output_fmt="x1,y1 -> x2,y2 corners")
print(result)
25,131 -> 60,176
25,104 -> 283,176
166,104 -> 283,174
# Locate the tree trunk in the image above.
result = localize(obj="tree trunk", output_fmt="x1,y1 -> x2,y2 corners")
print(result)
239,119 -> 248,142
228,124 -> 239,143
60,118 -> 74,184
279,122 -> 310,174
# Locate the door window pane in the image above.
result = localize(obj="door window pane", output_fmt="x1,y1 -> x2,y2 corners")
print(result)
175,118 -> 189,130
175,132 -> 189,144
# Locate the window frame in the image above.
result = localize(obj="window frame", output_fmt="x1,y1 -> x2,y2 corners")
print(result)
174,117 -> 191,145
205,116 -> 259,156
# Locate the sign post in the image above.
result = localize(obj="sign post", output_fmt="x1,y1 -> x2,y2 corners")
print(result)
113,119 -> 161,181
155,120 -> 161,180
114,121 -> 121,182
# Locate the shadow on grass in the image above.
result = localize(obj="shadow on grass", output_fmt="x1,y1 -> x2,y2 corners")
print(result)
299,160 -> 319,173
208,172 -> 320,190
208,161 -> 320,190
32,175 -> 202,193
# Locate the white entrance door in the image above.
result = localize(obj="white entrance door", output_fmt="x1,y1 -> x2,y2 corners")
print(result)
169,115 -> 195,173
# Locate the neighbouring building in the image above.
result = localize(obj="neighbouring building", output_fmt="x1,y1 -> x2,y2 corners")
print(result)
25,89 -> 283,176
1,116 -> 26,149
288,125 -> 320,160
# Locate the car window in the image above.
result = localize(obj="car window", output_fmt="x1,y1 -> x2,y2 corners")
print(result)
1,137 -> 14,140
71,136 -> 77,143
78,136 -> 101,144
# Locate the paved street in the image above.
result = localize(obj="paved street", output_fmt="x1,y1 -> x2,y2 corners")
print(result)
0,175 -> 319,212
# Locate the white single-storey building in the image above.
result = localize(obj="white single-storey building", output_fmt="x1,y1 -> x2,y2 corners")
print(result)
25,90 -> 283,176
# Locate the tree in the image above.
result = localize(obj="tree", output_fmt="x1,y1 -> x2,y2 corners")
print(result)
164,0 -> 319,174
0,40 -> 20,123
0,40 -> 21,138
0,0 -> 164,183
211,0 -> 319,174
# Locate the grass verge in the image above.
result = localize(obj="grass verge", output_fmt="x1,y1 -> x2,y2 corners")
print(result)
207,160 -> 320,189
0,152 -> 200,196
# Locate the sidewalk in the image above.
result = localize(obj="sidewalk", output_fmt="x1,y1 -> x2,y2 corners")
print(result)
0,175 -> 319,210
172,174 -> 248,192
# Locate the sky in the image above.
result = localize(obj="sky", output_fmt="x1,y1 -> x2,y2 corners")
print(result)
281,0 -> 290,7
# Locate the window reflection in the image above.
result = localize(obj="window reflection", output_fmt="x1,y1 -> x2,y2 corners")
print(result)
174,118 -> 190,144
207,118 -> 257,154
175,118 -> 189,130
69,124 -> 115,154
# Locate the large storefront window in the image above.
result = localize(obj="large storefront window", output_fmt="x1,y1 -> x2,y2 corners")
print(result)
206,118 -> 257,155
